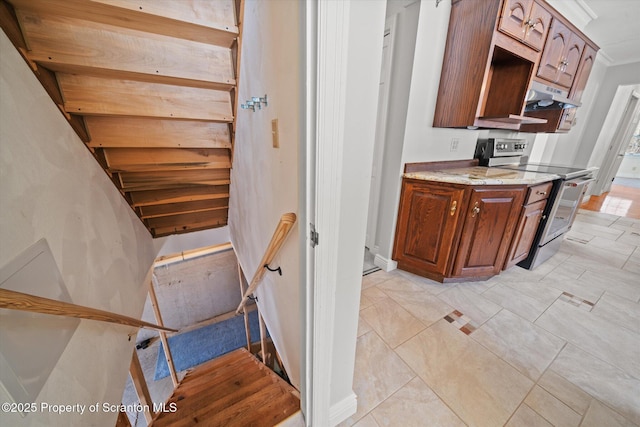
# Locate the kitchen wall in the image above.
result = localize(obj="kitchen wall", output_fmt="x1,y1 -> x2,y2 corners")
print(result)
0,30 -> 157,426
227,0 -> 302,389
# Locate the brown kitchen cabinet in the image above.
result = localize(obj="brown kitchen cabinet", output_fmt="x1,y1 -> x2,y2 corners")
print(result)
499,0 -> 552,51
433,0 -> 598,132
537,19 -> 585,88
433,0 -> 546,130
524,42 -> 598,133
452,186 -> 525,278
556,44 -> 598,131
393,178 -> 527,282
392,180 -> 467,279
503,181 -> 552,268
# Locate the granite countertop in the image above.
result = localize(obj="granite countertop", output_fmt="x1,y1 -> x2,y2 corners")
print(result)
404,166 -> 558,185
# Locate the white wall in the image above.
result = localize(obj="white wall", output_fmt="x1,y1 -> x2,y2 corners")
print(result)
618,155 -> 640,179
228,0 -> 302,389
579,62 -> 640,168
0,30 -> 157,426
328,0 -> 386,418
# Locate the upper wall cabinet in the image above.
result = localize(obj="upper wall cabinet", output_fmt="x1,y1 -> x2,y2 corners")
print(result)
499,0 -> 551,51
537,20 -> 585,88
433,0 -> 598,133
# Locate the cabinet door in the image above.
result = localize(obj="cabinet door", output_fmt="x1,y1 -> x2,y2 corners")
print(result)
556,31 -> 585,88
557,107 -> 577,131
393,181 -> 465,277
569,44 -> 597,102
523,1 -> 551,51
537,19 -> 570,83
538,20 -> 586,88
499,0 -> 534,42
504,199 -> 546,269
452,187 -> 525,278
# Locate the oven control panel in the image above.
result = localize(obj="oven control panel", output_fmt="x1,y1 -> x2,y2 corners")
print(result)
491,139 -> 528,157
474,138 -> 529,166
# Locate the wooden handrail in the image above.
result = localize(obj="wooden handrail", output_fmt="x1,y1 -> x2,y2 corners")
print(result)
236,212 -> 297,314
0,288 -> 177,333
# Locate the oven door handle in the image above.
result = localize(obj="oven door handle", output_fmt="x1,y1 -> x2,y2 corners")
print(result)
564,177 -> 594,187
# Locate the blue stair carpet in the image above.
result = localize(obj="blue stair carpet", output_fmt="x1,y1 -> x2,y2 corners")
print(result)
154,310 -> 266,380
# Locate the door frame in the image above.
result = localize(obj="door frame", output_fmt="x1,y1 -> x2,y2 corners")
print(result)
593,90 -> 640,195
365,15 -> 396,252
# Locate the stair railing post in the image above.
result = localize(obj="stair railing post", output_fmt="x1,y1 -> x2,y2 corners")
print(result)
148,275 -> 179,388
129,350 -> 154,425
237,262 -> 252,351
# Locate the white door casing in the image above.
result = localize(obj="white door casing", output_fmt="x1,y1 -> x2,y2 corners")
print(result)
366,15 -> 396,252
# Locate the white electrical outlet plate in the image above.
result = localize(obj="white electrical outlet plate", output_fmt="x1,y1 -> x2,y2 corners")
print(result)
450,138 -> 459,152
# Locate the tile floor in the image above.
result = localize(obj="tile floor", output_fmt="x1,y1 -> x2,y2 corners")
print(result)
341,210 -> 640,427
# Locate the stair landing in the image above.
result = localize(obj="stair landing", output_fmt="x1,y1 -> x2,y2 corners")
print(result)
151,348 -> 300,426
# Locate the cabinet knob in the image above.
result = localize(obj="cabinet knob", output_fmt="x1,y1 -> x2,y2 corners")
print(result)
450,200 -> 457,216
537,191 -> 547,196
471,202 -> 480,218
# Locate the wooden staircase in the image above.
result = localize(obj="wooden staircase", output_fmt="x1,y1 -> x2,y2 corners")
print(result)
152,348 -> 300,427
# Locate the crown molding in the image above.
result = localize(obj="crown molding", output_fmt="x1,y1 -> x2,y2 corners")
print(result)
547,0 -> 597,31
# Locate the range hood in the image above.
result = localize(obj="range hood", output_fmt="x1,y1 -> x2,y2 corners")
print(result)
524,80 -> 580,111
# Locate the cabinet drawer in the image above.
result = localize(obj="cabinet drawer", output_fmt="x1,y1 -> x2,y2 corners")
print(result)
526,182 -> 553,204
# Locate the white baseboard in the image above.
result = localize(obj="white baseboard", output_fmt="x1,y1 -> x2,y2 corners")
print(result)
329,392 -> 358,426
374,254 -> 397,272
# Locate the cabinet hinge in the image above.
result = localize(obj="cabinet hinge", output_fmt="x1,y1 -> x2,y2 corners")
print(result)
310,223 -> 319,248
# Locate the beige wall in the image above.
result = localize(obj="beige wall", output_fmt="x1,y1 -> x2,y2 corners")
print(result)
0,30 -> 157,426
228,0 -> 302,389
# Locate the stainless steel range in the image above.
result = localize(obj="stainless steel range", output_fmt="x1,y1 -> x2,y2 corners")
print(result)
475,138 -> 595,269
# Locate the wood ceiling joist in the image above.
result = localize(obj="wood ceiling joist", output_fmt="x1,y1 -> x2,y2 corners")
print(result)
139,199 -> 229,220
130,186 -> 230,207
103,148 -> 231,173
120,169 -> 231,192
57,74 -> 234,122
85,117 -> 231,149
9,0 -> 238,47
147,209 -> 228,236
153,220 -> 229,238
17,11 -> 235,90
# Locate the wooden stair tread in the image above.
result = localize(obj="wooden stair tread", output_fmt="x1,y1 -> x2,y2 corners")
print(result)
228,391 -> 301,427
152,349 -> 300,427
170,359 -> 263,399
180,347 -> 255,377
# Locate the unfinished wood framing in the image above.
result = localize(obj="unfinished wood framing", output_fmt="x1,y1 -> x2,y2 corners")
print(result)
258,311 -> 269,367
1,0 -> 242,237
129,350 -> 154,423
149,277 -> 179,388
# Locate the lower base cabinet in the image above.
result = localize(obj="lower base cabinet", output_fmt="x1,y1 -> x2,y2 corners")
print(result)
452,187 -> 525,278
392,180 -> 467,279
393,179 -> 527,282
